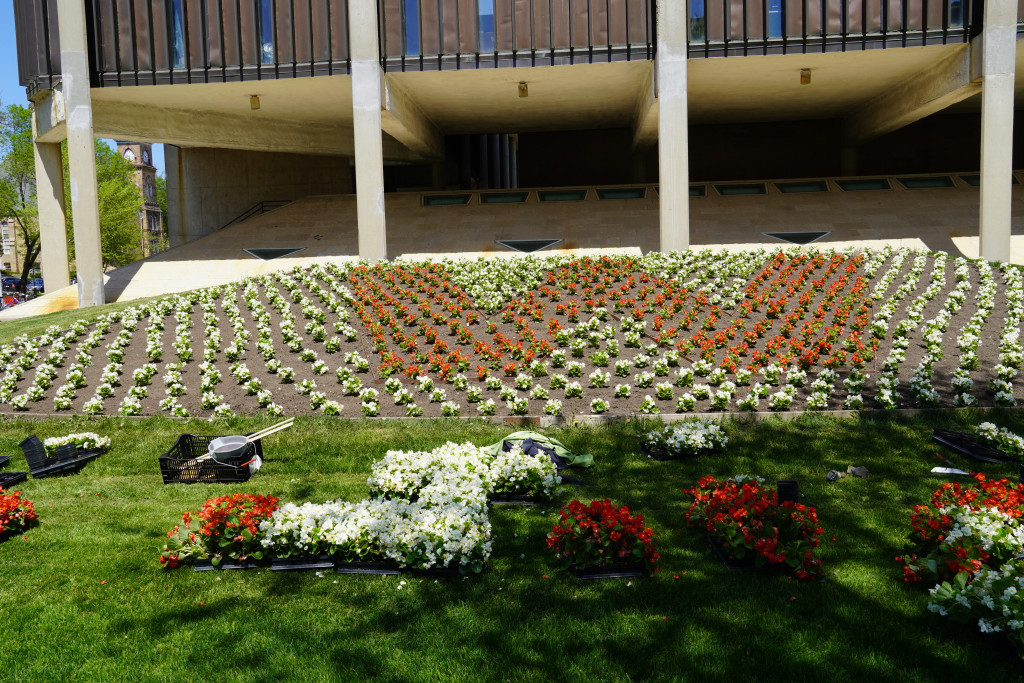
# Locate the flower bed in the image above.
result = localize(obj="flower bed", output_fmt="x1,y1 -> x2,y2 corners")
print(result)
0,487 -> 37,539
546,499 -> 659,574
682,475 -> 823,580
897,474 -> 1024,652
2,248 -> 1022,419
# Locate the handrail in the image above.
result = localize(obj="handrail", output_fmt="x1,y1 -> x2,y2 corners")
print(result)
219,200 -> 291,231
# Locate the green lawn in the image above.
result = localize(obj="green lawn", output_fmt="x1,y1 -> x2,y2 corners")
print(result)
1,412 -> 1022,681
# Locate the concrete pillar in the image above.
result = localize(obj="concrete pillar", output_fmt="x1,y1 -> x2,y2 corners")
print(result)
57,0 -> 104,305
979,0 -> 1017,262
30,108 -> 70,291
656,0 -> 690,253
349,0 -> 387,263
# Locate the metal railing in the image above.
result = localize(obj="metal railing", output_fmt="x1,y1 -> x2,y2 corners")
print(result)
688,0 -> 975,57
219,200 -> 292,231
379,0 -> 654,70
11,0 -> 1000,94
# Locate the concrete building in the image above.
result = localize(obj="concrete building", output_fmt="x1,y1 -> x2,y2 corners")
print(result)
11,0 -> 1023,306
0,217 -> 25,273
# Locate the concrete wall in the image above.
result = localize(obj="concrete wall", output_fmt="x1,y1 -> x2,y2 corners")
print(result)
166,147 -> 355,247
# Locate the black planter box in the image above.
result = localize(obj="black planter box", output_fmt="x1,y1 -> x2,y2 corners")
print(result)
932,429 -> 1013,465
639,442 -> 675,461
707,535 -> 759,572
413,564 -> 471,577
490,493 -> 540,506
193,557 -> 266,571
0,455 -> 9,469
570,562 -> 645,580
270,554 -> 336,572
0,471 -> 28,488
335,560 -> 401,575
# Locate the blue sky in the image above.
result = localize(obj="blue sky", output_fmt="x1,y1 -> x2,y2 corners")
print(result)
0,5 -> 165,176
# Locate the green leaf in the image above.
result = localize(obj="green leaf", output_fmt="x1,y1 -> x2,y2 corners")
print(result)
211,556 -> 222,567
250,550 -> 263,560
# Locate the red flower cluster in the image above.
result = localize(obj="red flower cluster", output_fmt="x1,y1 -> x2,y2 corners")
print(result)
0,486 -> 37,536
896,474 -> 1024,583
682,476 -> 824,580
546,499 -> 659,570
160,493 -> 279,569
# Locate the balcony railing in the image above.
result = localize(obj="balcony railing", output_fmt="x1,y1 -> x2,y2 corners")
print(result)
378,0 -> 655,70
688,0 -> 975,57
12,0 -> 999,95
14,0 -> 351,93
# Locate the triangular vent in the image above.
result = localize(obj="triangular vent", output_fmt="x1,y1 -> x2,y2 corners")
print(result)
495,239 -> 563,254
243,247 -> 306,261
763,231 -> 830,246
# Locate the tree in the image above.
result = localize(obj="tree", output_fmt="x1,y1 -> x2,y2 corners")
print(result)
64,140 -> 145,269
154,174 -> 170,252
0,104 -> 41,292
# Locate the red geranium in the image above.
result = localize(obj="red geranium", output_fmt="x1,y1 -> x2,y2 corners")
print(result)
160,493 -> 279,569
682,476 -> 823,580
546,499 -> 659,571
0,487 -> 37,537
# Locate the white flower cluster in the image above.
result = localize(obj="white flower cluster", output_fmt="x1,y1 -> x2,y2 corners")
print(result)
43,432 -> 111,454
646,419 -> 728,457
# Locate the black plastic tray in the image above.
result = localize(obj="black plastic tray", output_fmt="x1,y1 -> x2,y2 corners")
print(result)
0,471 -> 28,488
571,562 -> 645,579
932,429 -> 1013,465
270,555 -> 336,572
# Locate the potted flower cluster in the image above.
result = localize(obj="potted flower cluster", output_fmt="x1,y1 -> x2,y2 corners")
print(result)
43,432 -> 111,457
897,474 -> 1024,652
641,419 -> 728,460
160,493 -> 280,569
682,475 -> 823,580
0,487 -> 37,539
546,498 -> 659,578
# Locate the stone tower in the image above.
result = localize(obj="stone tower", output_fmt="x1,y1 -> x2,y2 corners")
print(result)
115,141 -> 164,257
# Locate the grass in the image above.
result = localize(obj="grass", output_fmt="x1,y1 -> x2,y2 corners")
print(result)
0,293 -> 165,343
2,411 -> 1023,681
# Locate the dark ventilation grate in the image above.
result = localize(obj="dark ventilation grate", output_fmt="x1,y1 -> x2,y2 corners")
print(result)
763,231 -> 830,246
495,239 -> 563,253
243,247 -> 306,261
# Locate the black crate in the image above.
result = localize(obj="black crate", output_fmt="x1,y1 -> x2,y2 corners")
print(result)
159,433 -> 263,484
0,471 -> 28,488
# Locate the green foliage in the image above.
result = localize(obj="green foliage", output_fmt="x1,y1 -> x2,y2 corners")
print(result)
0,104 -> 40,287
63,140 -> 145,268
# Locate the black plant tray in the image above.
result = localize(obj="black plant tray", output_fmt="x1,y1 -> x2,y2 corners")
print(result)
707,535 -> 759,572
193,557 -> 267,571
490,493 -> 541,506
571,562 -> 645,580
336,560 -> 401,575
0,455 -> 9,469
270,555 -> 336,572
0,471 -> 28,488
639,442 -> 675,461
413,564 -> 472,577
932,429 -> 1013,465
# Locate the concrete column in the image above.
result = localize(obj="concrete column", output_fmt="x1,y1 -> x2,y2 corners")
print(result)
656,0 -> 690,253
349,0 -> 387,263
30,108 -> 70,291
57,0 -> 104,306
979,0 -> 1017,262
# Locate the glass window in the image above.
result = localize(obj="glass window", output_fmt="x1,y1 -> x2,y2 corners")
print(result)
404,0 -> 420,56
949,0 -> 963,27
689,0 -> 706,41
479,0 -> 495,52
260,0 -> 275,64
170,0 -> 185,69
767,0 -> 783,38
